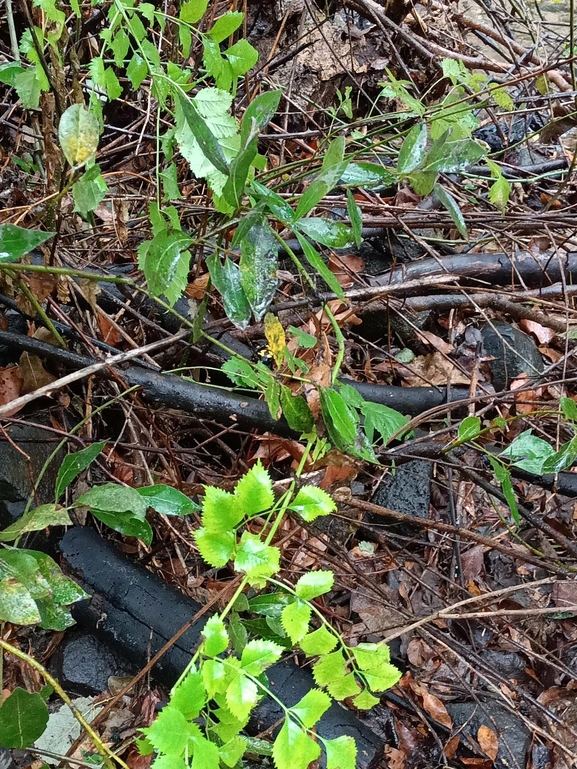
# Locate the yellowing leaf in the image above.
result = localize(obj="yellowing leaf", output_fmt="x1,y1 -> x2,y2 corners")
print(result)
58,104 -> 101,167
264,312 -> 286,367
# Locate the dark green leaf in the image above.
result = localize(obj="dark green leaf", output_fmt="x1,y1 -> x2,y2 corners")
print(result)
0,224 -> 55,262
428,139 -> 485,173
295,218 -> 354,249
90,509 -> 153,546
239,219 -> 278,321
360,401 -> 409,444
458,416 -> 481,443
177,93 -> 230,175
397,123 -> 428,175
561,397 -> 577,423
250,181 -> 294,224
0,504 -> 71,542
347,190 -> 362,247
137,229 -> 193,306
0,62 -> 25,86
542,436 -> 577,474
0,688 -> 49,749
434,184 -> 467,240
241,91 -> 282,144
499,429 -> 555,474
56,441 -> 106,499
319,387 -> 359,450
207,254 -> 251,330
338,161 -> 397,190
76,483 -> 148,518
280,387 -> 314,433
293,232 -> 344,300
137,484 -> 198,515
488,457 -> 519,524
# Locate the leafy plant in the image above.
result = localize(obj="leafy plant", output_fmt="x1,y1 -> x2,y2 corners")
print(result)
139,461 -> 401,769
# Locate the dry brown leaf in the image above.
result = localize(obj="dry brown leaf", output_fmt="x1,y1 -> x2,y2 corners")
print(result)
403,352 -> 470,386
421,691 -> 453,728
97,313 -> 121,346
477,724 -> 499,761
444,736 -> 460,759
186,273 -> 210,299
19,353 -> 56,394
27,273 -> 56,304
415,330 -> 454,355
510,373 -> 543,414
80,278 -> 101,312
0,366 -> 24,415
383,746 -> 406,769
328,253 -> 365,288
519,318 -> 556,344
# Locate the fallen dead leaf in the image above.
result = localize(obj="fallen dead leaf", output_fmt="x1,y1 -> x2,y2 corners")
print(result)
19,353 -> 56,394
186,273 -> 210,300
477,724 -> 499,761
402,352 -> 470,386
420,691 -> 453,729
415,330 -> 454,355
519,318 -> 556,344
0,366 -> 24,415
328,253 -> 365,288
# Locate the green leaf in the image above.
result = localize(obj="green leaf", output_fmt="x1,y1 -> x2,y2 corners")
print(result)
241,91 -> 282,145
142,704 -> 190,756
76,483 -> 148,518
363,666 -> 402,692
176,93 -> 230,176
14,67 -> 42,109
360,401 -> 409,445
202,658 -> 228,698
0,224 -> 55,262
0,62 -> 25,86
251,180 -> 294,224
224,38 -> 259,78
560,397 -> 577,422
221,358 -> 262,389
281,601 -> 311,643
234,461 -> 274,516
240,639 -> 283,674
542,436 -> 577,474
138,485 -> 198,516
397,123 -> 428,175
289,486 -> 336,522
234,532 -> 280,583
202,616 -> 230,656
499,429 -> 555,474
458,416 -> 481,442
487,160 -> 511,214
338,162 -> 396,190
229,611 -> 248,654
327,673 -> 360,700
55,441 -> 106,500
291,689 -> 331,729
491,86 -> 514,111
488,457 -> 519,524
248,592 -> 293,618
352,690 -> 380,710
0,549 -> 88,630
89,509 -> 153,546
409,169 -> 437,196
207,254 -> 251,330
226,672 -> 259,721
239,219 -> 278,321
293,232 -> 344,300
191,733 -> 220,769
179,0 -> 208,23
295,570 -> 334,601
272,719 -> 321,769
294,139 -> 348,220
58,104 -> 101,167
160,163 -> 183,202
72,164 -> 108,217
288,326 -> 317,349
295,218 -> 354,249
126,53 -> 148,90
300,626 -> 338,656
0,504 -> 71,542
319,387 -> 359,451
202,485 -> 243,533
195,527 -> 236,568
346,190 -> 363,247
219,736 -> 247,768
324,735 -> 357,769
209,11 -> 244,43
313,651 -> 346,687
137,229 -> 193,306
352,641 -> 392,671
0,688 -> 49,749
171,671 -> 206,719
433,183 -> 467,240
280,387 -> 314,433
427,138 -> 485,173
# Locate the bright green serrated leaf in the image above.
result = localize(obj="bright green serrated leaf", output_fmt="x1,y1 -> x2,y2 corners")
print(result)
234,532 -> 280,582
202,485 -> 243,533
281,601 -> 311,643
209,11 -> 244,43
313,651 -> 346,687
352,690 -> 380,710
273,718 -> 321,769
202,616 -> 230,656
195,527 -> 236,568
291,689 -> 331,729
240,639 -> 283,675
300,626 -> 338,656
226,672 -> 259,721
294,570 -> 334,601
180,0 -> 208,23
324,735 -> 357,769
171,671 -> 206,719
234,460 -> 274,516
289,486 -> 336,522
142,705 -> 190,756
328,673 -> 360,700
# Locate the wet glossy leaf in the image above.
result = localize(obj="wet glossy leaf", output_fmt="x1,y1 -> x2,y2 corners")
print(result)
295,218 -> 355,249
273,719 -> 321,769
0,504 -> 71,542
319,387 -> 359,450
207,254 -> 251,330
239,220 -> 278,321
458,416 -> 481,443
434,183 -> 467,239
58,104 -> 101,167
338,161 -> 397,189
138,484 -> 198,515
55,440 -> 106,499
397,123 -> 428,175
280,387 -> 314,433
137,229 -> 193,306
177,93 -> 230,175
0,224 -> 55,262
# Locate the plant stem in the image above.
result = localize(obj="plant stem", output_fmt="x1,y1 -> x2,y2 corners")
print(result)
0,639 -> 128,769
